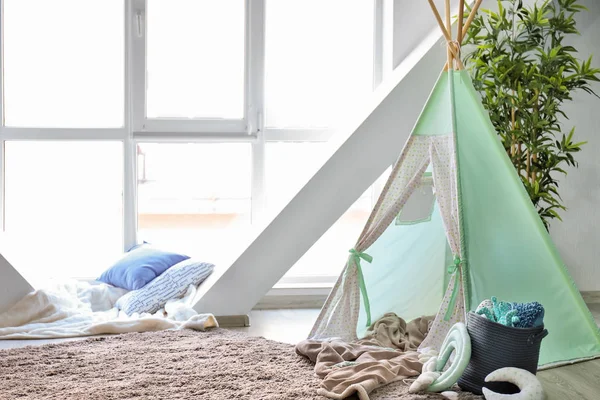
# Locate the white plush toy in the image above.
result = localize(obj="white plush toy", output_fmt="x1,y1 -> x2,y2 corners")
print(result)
409,322 -> 471,394
482,367 -> 546,400
409,357 -> 442,392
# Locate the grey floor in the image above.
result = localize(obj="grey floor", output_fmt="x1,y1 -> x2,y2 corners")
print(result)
2,305 -> 600,399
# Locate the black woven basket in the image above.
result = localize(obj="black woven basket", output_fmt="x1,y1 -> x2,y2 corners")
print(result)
458,311 -> 548,395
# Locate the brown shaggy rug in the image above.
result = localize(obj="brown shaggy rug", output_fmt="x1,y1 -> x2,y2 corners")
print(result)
0,329 -> 482,399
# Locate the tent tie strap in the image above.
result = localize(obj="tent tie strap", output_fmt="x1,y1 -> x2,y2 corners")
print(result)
444,256 -> 463,321
443,40 -> 464,70
441,39 -> 461,58
349,248 -> 373,327
448,40 -> 461,58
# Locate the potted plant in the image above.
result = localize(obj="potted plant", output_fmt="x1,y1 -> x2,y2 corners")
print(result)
462,0 -> 600,229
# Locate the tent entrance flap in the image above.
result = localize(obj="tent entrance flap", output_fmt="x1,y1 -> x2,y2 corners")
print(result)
357,202 -> 447,339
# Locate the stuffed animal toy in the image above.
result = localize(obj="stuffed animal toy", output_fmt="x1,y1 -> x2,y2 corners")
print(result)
512,301 -> 545,328
409,322 -> 471,394
491,297 -> 520,327
475,297 -> 520,327
482,367 -> 545,400
475,299 -> 496,321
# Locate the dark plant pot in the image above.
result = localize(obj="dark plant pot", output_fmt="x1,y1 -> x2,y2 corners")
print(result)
458,311 -> 548,395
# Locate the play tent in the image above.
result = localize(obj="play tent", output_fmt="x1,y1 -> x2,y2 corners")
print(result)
308,0 -> 600,368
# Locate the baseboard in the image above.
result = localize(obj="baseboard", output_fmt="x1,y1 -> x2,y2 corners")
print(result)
254,286 -> 330,310
582,291 -> 600,304
215,315 -> 250,327
254,294 -> 328,309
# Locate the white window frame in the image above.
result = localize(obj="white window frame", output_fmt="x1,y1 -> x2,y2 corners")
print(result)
130,0 -> 259,137
0,0 -> 393,284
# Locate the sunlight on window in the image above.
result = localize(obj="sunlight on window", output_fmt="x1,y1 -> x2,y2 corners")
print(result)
137,143 -> 251,264
265,0 -> 374,129
146,0 -> 245,119
3,0 -> 124,128
4,142 -> 124,283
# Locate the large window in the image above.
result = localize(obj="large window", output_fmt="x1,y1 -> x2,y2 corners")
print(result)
0,0 -> 393,283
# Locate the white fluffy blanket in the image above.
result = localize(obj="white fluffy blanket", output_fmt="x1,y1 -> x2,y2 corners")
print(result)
0,280 -> 218,340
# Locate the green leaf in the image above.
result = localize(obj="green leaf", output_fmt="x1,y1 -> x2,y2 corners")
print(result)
547,209 -> 563,221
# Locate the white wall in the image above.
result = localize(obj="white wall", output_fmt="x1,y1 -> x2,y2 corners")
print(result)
550,0 -> 600,291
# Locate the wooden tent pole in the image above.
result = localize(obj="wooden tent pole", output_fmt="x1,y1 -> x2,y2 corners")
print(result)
442,0 -> 477,71
457,0 -> 465,37
445,0 -> 453,69
457,0 -> 465,66
460,0 -> 483,42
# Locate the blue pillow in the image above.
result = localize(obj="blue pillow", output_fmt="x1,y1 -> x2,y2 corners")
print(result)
116,259 -> 214,315
98,245 -> 190,290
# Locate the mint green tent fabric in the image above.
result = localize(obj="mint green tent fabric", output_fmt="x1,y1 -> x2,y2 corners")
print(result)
411,73 -> 453,137
312,69 -> 600,368
451,70 -> 600,367
388,70 -> 599,366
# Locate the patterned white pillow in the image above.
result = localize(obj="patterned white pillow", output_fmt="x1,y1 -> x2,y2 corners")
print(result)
116,259 -> 214,315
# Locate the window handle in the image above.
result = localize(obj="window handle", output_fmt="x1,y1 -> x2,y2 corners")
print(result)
257,111 -> 264,133
136,10 -> 144,38
246,109 -> 263,136
246,106 -> 254,135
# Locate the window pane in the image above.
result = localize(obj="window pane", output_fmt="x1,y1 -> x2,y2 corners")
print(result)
4,142 -> 124,284
137,143 -> 251,263
396,178 -> 435,224
146,0 -> 245,119
265,0 -> 374,129
3,0 -> 124,128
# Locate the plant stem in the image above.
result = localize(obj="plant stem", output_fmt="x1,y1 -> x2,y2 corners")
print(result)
531,153 -> 537,184
527,148 -> 531,180
511,98 -> 516,159
531,89 -> 540,185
